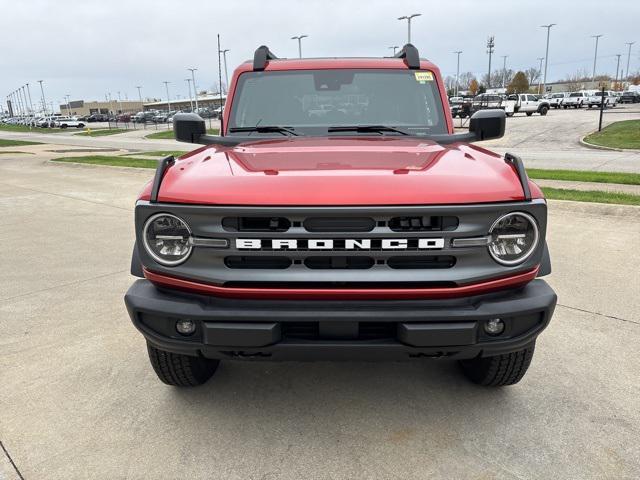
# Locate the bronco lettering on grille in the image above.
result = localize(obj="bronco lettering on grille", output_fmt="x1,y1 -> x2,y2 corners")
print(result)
235,238 -> 445,250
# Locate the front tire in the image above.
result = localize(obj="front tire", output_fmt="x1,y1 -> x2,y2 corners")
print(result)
459,342 -> 535,386
147,342 -> 220,387
526,112 -> 533,116
539,106 -> 548,116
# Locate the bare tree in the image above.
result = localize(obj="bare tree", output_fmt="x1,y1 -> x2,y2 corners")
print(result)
457,72 -> 476,90
525,67 -> 541,85
481,70 -> 511,88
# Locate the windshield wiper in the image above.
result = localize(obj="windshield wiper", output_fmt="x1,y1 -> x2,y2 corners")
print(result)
327,125 -> 409,135
228,126 -> 299,136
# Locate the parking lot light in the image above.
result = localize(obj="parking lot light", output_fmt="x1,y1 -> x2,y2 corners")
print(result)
38,80 -> 47,115
591,34 -> 603,81
291,35 -> 308,58
540,24 -> 556,95
625,42 -> 635,83
454,51 -> 462,96
389,46 -> 399,55
397,14 -> 420,44
163,81 -> 172,111
188,68 -> 198,111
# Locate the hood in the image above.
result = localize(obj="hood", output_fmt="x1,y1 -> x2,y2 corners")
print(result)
144,137 -> 538,206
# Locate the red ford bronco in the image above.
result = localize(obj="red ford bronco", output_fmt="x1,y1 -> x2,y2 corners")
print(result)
125,44 -> 556,387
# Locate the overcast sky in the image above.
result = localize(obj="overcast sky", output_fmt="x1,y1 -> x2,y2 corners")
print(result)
1,0 -> 638,110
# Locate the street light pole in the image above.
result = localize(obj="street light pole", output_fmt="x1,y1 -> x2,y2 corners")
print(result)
188,68 -> 198,110
26,83 -> 34,114
454,51 -> 462,96
38,80 -> 47,115
591,34 -> 603,81
389,46 -> 399,55
625,42 -> 635,83
163,81 -> 172,111
65,94 -> 71,116
397,14 -> 421,44
135,86 -> 143,106
537,57 -> 544,94
614,54 -> 622,89
501,55 -> 508,88
291,35 -> 308,58
185,78 -> 193,110
21,86 -> 29,115
540,24 -> 555,95
486,36 -> 495,88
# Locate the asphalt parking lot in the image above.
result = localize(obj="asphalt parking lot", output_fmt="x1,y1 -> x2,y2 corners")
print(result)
1,141 -> 639,479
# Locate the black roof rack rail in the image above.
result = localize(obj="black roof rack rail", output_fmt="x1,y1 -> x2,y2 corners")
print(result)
394,43 -> 420,69
150,155 -> 175,203
253,45 -> 278,71
504,152 -> 532,201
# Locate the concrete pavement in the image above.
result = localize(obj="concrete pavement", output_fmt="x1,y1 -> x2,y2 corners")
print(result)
1,154 -> 639,479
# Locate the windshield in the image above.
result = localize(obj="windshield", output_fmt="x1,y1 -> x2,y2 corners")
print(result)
570,93 -> 582,97
228,69 -> 447,136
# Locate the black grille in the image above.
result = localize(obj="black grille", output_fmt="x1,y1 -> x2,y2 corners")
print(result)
387,256 -> 456,269
225,256 -> 291,269
304,256 -> 374,269
303,217 -> 375,232
222,217 -> 290,232
224,281 -> 457,288
389,216 -> 458,231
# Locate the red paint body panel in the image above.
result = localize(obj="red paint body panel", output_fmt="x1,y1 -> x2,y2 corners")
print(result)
144,267 -> 539,300
139,137 -> 538,206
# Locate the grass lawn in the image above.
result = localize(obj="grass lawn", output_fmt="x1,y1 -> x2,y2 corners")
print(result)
541,187 -> 640,206
52,156 -> 158,169
0,124 -> 62,134
145,128 -> 219,140
527,168 -> 640,185
0,138 -> 42,147
122,150 -> 188,157
583,120 -> 640,149
74,128 -> 128,137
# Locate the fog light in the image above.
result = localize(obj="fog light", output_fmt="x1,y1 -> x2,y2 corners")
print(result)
176,319 -> 196,335
484,318 -> 505,336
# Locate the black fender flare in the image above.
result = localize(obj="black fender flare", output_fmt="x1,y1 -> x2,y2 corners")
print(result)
537,241 -> 552,277
130,242 -> 144,278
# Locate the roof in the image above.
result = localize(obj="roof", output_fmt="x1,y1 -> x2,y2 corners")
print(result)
237,57 -> 439,73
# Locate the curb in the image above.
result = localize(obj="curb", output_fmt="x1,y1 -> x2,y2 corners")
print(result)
578,135 -> 624,152
548,198 -> 640,218
45,159 -> 157,172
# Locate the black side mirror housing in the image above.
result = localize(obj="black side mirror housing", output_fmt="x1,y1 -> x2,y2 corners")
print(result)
173,113 -> 206,143
469,109 -> 505,141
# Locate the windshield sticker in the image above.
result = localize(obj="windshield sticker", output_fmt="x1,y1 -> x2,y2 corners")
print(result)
414,72 -> 434,83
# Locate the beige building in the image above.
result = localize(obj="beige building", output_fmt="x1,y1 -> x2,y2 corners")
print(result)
143,93 -> 227,112
60,99 -> 145,116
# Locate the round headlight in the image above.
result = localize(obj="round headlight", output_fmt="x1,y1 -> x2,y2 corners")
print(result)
142,213 -> 192,266
488,212 -> 539,266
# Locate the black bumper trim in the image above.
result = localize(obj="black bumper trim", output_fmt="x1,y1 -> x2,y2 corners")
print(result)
124,279 -> 556,361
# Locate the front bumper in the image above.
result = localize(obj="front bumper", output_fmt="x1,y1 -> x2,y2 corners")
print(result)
124,279 -> 557,361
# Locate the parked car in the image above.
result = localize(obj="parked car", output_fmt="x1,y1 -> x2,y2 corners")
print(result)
620,91 -> 640,104
586,91 -> 617,108
563,92 -> 587,108
508,94 -> 550,116
53,117 -> 86,129
547,93 -> 568,108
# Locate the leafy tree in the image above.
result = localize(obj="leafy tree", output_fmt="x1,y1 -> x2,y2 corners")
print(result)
507,71 -> 529,94
468,79 -> 479,95
478,84 -> 487,94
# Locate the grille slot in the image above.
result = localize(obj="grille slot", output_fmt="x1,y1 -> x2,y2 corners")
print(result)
224,281 -> 457,289
304,256 -> 374,270
225,256 -> 292,269
387,256 -> 456,269
304,217 -> 375,232
389,216 -> 458,231
282,322 -> 396,340
222,217 -> 290,232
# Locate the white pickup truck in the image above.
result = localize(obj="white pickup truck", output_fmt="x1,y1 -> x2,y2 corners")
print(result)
586,91 -> 618,108
547,92 -> 568,108
53,117 -> 86,128
506,94 -> 550,116
563,92 -> 588,108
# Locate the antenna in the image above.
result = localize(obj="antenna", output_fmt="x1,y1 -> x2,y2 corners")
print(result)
218,34 -> 224,136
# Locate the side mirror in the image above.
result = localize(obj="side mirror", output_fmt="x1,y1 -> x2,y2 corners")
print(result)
469,109 -> 505,141
173,113 -> 206,143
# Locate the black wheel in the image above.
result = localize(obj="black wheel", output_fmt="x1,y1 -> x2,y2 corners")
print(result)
459,342 -> 536,386
539,106 -> 548,116
146,342 -> 220,387
526,112 -> 533,116
77,123 -> 84,128
563,105 -> 568,109
61,124 -> 68,128
506,112 -> 514,117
